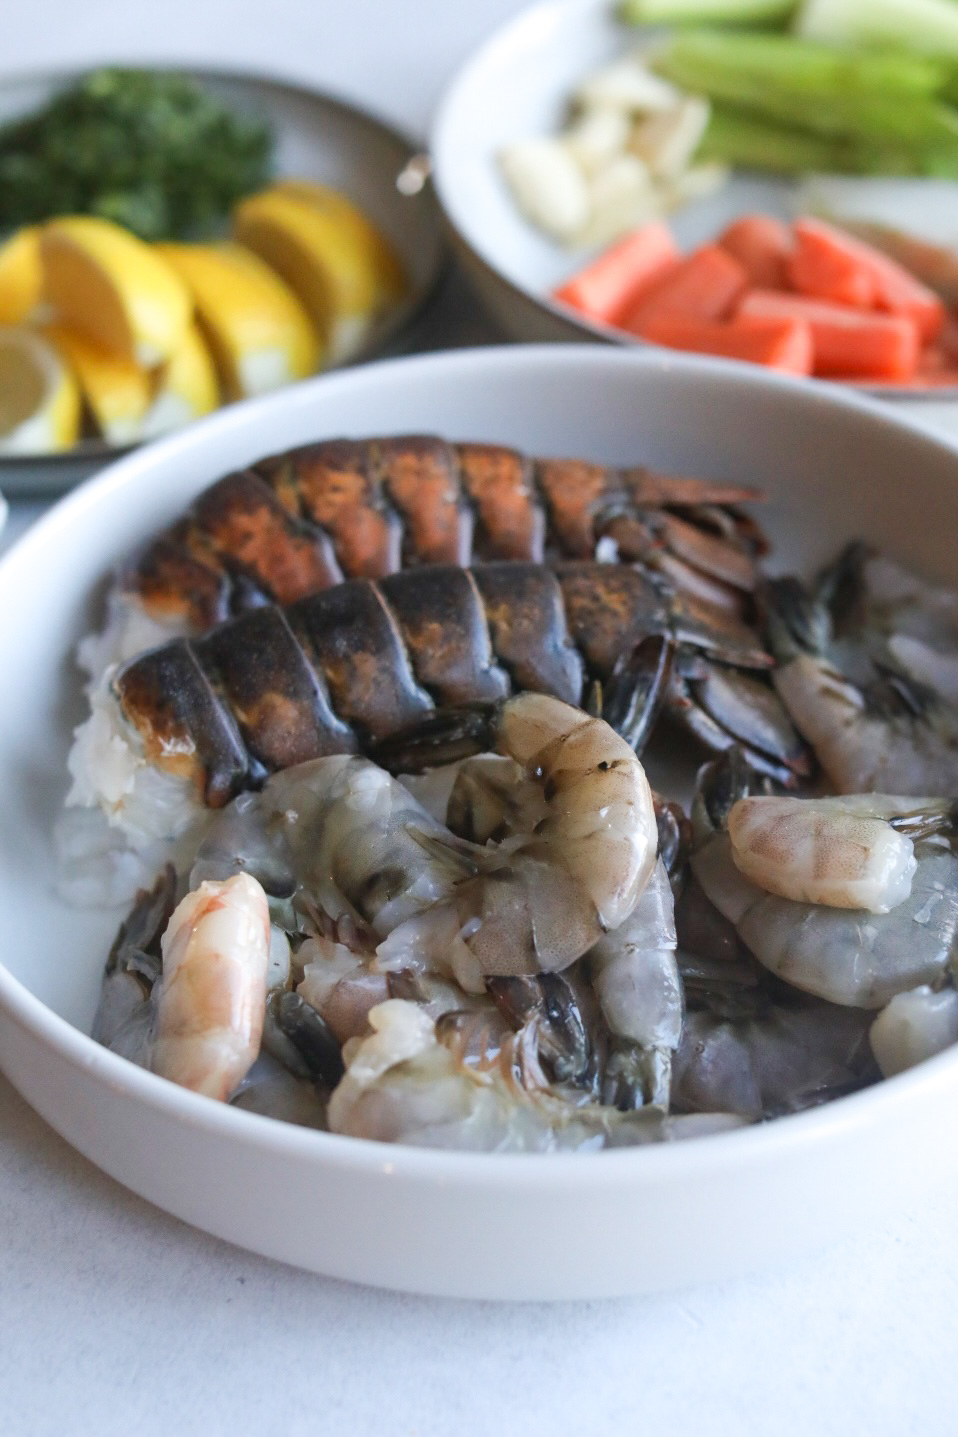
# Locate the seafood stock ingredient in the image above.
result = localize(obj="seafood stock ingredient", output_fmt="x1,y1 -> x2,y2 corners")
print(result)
691,754 -> 958,1008
726,792 -> 957,913
763,574 -> 958,794
151,871 -> 270,1099
824,542 -> 958,708
64,555 -> 799,894
870,986 -> 958,1078
327,999 -> 744,1151
263,693 -> 657,992
107,437 -> 769,650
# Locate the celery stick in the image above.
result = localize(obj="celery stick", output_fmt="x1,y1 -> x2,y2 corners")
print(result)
700,106 -> 958,179
654,30 -> 948,100
662,61 -> 958,148
697,107 -> 852,173
620,0 -> 794,24
796,0 -> 958,58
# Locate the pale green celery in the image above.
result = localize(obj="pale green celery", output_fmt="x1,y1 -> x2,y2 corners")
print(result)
664,65 -> 958,147
697,107 -> 851,172
796,0 -> 958,58
620,0 -> 794,24
700,107 -> 958,179
654,29 -> 948,99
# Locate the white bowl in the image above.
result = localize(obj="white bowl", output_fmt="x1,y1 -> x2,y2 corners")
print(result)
2,345 -> 957,1300
431,0 -> 958,400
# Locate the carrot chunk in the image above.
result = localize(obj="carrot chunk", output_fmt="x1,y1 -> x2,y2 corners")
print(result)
552,222 -> 680,327
638,313 -> 813,374
717,214 -> 792,290
788,218 -> 877,310
622,244 -> 748,332
738,289 -> 920,381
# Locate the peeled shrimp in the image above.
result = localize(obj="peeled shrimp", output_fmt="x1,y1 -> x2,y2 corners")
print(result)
869,986 -> 958,1078
692,783 -> 958,1009
151,872 -> 271,1099
726,794 -> 957,914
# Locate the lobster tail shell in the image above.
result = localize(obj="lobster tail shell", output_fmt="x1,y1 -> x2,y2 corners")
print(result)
113,562 -> 684,806
120,437 -> 765,631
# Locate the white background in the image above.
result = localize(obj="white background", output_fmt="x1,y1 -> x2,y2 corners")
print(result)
2,3 -> 958,1433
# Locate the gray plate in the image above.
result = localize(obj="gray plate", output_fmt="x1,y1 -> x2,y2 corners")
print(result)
0,64 -> 444,496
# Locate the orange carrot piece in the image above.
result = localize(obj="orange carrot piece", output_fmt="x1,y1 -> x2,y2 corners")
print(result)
622,244 -> 748,332
553,222 -> 680,327
738,289 -> 920,380
638,313 -> 813,374
717,214 -> 792,290
788,218 -> 877,309
861,248 -> 945,343
792,219 -> 944,341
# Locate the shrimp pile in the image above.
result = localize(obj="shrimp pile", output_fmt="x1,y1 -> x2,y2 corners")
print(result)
80,455 -> 958,1149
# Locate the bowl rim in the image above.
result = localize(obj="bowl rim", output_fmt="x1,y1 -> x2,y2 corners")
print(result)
0,56 -> 447,470
4,340 -> 958,1186
428,0 -> 958,403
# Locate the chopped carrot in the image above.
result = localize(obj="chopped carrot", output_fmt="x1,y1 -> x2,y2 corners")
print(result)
553,222 -> 680,327
859,247 -> 945,343
738,290 -> 920,381
717,214 -> 792,290
638,314 -> 813,374
622,244 -> 748,332
788,218 -> 877,310
796,221 -> 945,341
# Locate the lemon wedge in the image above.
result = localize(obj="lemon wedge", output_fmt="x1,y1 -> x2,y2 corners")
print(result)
45,323 -> 152,445
0,327 -> 81,454
41,216 -> 191,366
142,321 -> 219,438
271,180 -> 407,302
0,228 -> 42,326
156,242 -> 320,400
233,184 -> 406,363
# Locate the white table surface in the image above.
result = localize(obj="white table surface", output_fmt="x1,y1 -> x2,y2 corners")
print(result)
3,3 -> 958,1433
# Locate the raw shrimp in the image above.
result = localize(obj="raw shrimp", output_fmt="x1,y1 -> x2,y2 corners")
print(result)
588,859 -> 683,1109
824,543 -> 958,707
869,986 -> 958,1078
672,994 -> 875,1121
327,1000 -> 744,1151
727,793 -> 957,914
151,871 -> 271,1099
263,694 -> 658,993
92,864 -> 176,1060
405,752 -> 680,1104
230,1053 -> 330,1128
763,575 -> 958,794
691,754 -> 958,1008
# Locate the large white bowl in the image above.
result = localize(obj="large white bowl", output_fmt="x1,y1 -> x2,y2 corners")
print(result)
2,346 -> 957,1300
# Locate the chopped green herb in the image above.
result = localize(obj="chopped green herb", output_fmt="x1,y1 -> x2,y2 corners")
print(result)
0,68 -> 273,240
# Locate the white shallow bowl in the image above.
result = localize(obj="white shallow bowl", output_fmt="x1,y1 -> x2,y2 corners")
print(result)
431,0 -> 958,400
2,346 -> 958,1301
